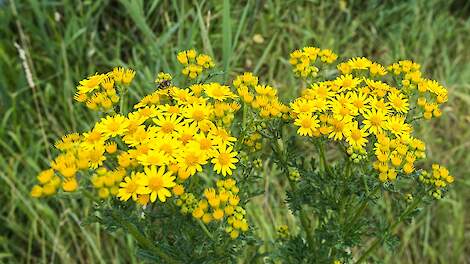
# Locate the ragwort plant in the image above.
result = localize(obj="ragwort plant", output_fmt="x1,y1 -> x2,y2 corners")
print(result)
31,47 -> 454,263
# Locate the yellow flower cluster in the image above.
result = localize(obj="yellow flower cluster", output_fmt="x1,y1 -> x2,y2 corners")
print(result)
177,49 -> 215,79
389,61 -> 448,119
289,47 -> 338,78
290,47 -> 451,183
418,164 -> 454,199
337,57 -> 387,76
234,72 -> 289,118
192,179 -> 248,239
32,52 -> 250,238
242,132 -> 262,152
74,67 -> 136,111
277,225 -> 290,239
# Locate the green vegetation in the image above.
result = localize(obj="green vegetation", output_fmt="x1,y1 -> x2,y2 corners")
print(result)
1,0 -> 469,263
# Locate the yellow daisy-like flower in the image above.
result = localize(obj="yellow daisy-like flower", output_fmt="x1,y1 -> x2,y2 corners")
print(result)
204,83 -> 237,101
209,127 -> 237,147
362,109 -> 386,135
386,115 -> 410,136
294,113 -> 320,137
328,116 -> 352,141
388,91 -> 409,113
335,74 -> 362,91
137,149 -> 171,166
212,145 -> 238,176
77,73 -> 106,94
96,115 -> 129,138
348,91 -> 370,114
122,69 -> 136,85
345,122 -> 369,150
137,166 -> 176,203
153,114 -> 182,134
176,145 -> 207,176
183,102 -> 213,124
118,172 -> 143,201
290,98 -> 316,115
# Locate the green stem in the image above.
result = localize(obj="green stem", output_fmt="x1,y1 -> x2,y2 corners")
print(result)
197,219 -> 215,241
346,185 -> 381,234
110,211 -> 178,264
119,85 -> 128,115
272,140 -> 315,249
354,196 -> 423,264
316,140 -> 332,176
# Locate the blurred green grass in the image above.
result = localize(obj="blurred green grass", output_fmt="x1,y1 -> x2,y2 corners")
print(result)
1,0 -> 469,263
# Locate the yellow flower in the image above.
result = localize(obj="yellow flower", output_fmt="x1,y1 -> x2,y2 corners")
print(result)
196,54 -> 215,68
209,127 -> 236,147
212,145 -> 238,176
112,67 -> 125,83
62,178 -> 78,192
153,114 -> 182,134
319,49 -> 338,63
388,91 -> 409,113
96,115 -> 130,138
362,109 -> 386,135
213,209 -> 224,220
345,122 -> 369,150
118,172 -> 142,201
386,115 -> 410,136
30,185 -> 43,198
294,113 -> 320,137
347,57 -> 372,70
348,92 -> 370,114
335,74 -> 362,91
37,169 -> 54,184
204,83 -> 236,101
184,102 -> 213,124
328,117 -> 352,141
137,149 -> 170,166
122,69 -> 136,85
369,62 -> 387,76
172,184 -> 185,196
77,73 -> 106,94
176,145 -> 207,176
87,146 -> 106,169
137,166 -> 176,203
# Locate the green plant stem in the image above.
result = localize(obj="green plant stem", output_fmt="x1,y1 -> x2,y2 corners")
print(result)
316,140 -> 332,176
272,140 -> 315,249
81,190 -> 176,263
197,219 -> 215,241
119,85 -> 128,115
354,196 -> 423,264
346,185 -> 381,234
110,211 -> 177,264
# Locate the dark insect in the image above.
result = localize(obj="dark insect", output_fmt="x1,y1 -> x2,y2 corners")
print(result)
156,79 -> 171,89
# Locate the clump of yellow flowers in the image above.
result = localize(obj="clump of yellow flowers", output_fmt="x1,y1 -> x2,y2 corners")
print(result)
31,46 -> 454,263
31,50 -> 249,241
290,48 -> 452,186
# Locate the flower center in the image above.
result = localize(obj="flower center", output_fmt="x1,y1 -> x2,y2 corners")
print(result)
149,177 -> 163,191
351,129 -> 362,141
161,122 -> 175,133
370,115 -> 382,126
192,109 -> 205,121
185,153 -> 198,166
301,118 -> 312,128
218,153 -> 231,165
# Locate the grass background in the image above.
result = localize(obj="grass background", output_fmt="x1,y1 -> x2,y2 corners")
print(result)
1,0 -> 469,263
